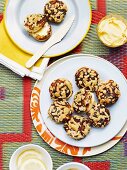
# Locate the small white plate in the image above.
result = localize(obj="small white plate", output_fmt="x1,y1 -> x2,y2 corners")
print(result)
40,54 -> 127,148
57,162 -> 90,170
5,0 -> 91,56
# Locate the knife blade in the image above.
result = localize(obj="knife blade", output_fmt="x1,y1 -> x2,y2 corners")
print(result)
26,16 -> 75,68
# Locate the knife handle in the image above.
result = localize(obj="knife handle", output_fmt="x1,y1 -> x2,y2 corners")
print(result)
25,40 -> 54,68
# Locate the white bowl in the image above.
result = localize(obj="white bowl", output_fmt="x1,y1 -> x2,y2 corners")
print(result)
9,144 -> 53,170
57,162 -> 90,170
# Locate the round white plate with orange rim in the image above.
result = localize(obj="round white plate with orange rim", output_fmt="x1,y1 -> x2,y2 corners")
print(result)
5,0 -> 91,56
30,54 -> 127,157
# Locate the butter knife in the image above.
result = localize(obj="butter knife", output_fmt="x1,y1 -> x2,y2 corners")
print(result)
25,16 -> 75,68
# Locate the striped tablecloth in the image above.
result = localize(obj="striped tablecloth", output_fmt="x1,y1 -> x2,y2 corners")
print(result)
0,0 -> 127,169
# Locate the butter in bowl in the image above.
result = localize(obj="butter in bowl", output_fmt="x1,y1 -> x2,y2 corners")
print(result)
97,14 -> 127,47
9,144 -> 53,170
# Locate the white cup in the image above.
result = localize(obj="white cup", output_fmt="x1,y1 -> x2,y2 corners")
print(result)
9,144 -> 53,170
57,162 -> 90,170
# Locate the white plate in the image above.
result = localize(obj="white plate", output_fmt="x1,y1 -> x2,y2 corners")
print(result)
5,0 -> 91,56
40,54 -> 127,148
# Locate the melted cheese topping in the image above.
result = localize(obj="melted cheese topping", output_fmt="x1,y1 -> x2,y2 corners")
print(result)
17,150 -> 46,170
98,16 -> 127,47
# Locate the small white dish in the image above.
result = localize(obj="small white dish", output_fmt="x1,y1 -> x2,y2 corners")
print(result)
57,162 -> 90,170
9,144 -> 53,170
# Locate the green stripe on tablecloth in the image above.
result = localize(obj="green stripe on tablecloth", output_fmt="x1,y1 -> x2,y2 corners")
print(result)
0,65 -> 23,133
90,0 -> 97,10
81,25 -> 110,55
0,0 -> 5,12
107,0 -> 127,18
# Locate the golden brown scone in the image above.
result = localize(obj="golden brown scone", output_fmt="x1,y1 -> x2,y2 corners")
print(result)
44,0 -> 68,23
48,100 -> 73,124
24,14 -> 47,33
49,78 -> 73,100
75,67 -> 100,92
87,103 -> 111,128
31,22 -> 52,41
64,115 -> 91,140
96,80 -> 121,106
72,88 -> 94,113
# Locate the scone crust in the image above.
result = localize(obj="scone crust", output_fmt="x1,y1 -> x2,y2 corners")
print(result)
96,80 -> 121,105
44,0 -> 67,23
48,100 -> 73,123
64,115 -> 91,140
87,103 -> 111,128
49,78 -> 73,100
72,88 -> 94,113
75,67 -> 100,92
31,22 -> 52,41
24,14 -> 47,33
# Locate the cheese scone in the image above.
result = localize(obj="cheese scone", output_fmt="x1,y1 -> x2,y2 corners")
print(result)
31,22 -> 52,41
24,14 -> 47,33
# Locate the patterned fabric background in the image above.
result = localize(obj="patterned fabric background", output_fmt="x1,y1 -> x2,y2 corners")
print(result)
0,0 -> 127,170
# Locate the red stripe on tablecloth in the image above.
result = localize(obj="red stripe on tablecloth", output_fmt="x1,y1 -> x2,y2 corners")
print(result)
0,144 -> 3,170
92,10 -> 106,24
92,0 -> 106,24
0,134 -> 31,143
73,44 -> 82,54
0,14 -> 3,22
122,56 -> 127,79
73,157 -> 82,163
97,0 -> 106,15
22,77 -> 32,138
0,87 -> 5,100
84,161 -> 110,170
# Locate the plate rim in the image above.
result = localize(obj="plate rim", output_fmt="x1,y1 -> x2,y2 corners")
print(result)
4,0 -> 92,57
40,53 -> 127,147
30,53 -> 127,156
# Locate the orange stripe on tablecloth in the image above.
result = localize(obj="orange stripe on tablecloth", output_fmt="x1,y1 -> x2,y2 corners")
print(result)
97,0 -> 106,15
